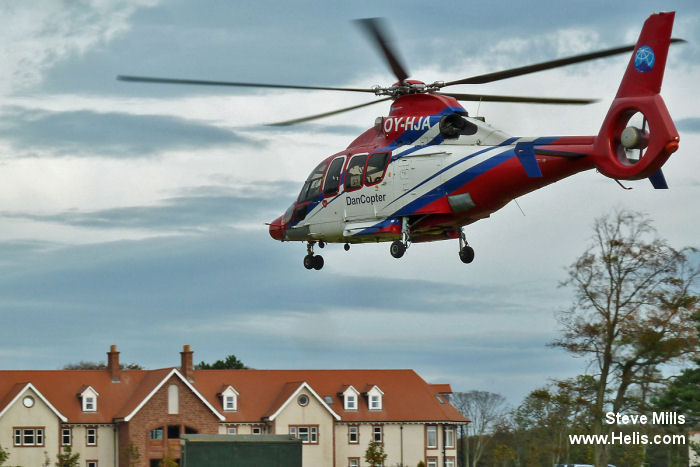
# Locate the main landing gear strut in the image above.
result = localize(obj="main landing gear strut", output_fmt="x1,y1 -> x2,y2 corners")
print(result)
390,217 -> 410,259
458,228 -> 475,264
303,241 -> 324,270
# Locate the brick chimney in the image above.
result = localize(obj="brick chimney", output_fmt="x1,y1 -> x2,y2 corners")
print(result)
107,345 -> 120,382
180,345 -> 194,381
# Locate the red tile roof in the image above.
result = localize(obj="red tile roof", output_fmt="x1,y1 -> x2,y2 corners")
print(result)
0,368 -> 467,424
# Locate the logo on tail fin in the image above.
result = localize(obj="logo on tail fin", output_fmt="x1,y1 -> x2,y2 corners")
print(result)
634,46 -> 655,73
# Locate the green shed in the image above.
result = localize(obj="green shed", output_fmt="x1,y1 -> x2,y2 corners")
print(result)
179,434 -> 302,467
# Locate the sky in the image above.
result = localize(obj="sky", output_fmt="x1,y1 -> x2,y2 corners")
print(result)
0,0 -> 699,406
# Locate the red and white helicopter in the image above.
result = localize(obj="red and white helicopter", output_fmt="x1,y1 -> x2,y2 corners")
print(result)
120,13 -> 680,270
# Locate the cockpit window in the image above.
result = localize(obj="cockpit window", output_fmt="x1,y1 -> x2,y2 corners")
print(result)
323,156 -> 345,197
298,161 -> 328,203
344,154 -> 368,191
365,152 -> 390,185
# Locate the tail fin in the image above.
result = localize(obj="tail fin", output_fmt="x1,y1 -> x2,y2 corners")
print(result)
592,12 -> 679,181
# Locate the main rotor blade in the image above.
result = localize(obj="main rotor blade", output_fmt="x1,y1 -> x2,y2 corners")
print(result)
355,18 -> 410,83
266,97 -> 392,126
117,75 -> 375,93
444,38 -> 686,86
438,92 -> 597,105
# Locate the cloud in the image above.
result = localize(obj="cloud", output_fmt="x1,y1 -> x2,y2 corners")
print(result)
0,182 -> 297,231
677,117 -> 700,133
0,107 -> 257,158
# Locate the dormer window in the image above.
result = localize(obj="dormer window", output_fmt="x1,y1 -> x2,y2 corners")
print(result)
366,385 -> 384,411
341,386 -> 360,411
219,386 -> 239,412
79,386 -> 99,413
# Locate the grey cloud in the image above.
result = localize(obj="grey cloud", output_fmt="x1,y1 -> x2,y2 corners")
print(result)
0,107 -> 257,158
677,117 -> 700,133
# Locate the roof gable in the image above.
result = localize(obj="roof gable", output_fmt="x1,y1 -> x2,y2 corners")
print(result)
266,382 -> 340,421
0,382 -> 67,422
122,369 -> 224,422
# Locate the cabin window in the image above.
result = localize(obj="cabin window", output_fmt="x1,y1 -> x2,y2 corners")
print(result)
344,154 -> 368,191
298,161 -> 329,203
365,152 -> 390,185
323,156 -> 345,196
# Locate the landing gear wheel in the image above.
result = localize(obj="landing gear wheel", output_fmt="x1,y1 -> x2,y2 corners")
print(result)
313,255 -> 324,270
344,243 -> 350,251
459,246 -> 475,264
318,240 -> 325,248
303,254 -> 315,269
390,240 -> 406,259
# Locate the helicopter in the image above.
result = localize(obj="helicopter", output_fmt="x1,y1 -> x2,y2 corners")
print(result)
119,12 -> 680,270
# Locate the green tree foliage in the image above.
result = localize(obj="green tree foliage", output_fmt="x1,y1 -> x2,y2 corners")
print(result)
121,442 -> 141,467
55,446 -> 80,467
196,354 -> 247,369
159,452 -> 178,467
0,444 -> 8,465
551,210 -> 699,466
364,441 -> 387,467
62,361 -> 142,370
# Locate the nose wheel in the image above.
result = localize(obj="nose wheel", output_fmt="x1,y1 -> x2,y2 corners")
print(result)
303,241 -> 324,270
458,229 -> 475,264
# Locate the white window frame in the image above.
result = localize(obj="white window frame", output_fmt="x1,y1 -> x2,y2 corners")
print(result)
227,426 -> 237,435
289,425 -> 319,444
348,425 -> 359,444
86,427 -> 97,446
62,428 -> 72,446
427,458 -> 437,467
373,425 -> 383,443
445,426 -> 455,448
349,459 -> 359,467
252,426 -> 262,435
445,458 -> 455,467
367,385 -> 384,411
87,461 -> 98,467
13,427 -> 44,447
426,425 -> 437,448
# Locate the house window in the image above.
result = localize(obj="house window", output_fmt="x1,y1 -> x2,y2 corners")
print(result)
348,425 -> 359,444
167,425 -> 180,439
445,427 -> 455,448
427,458 -> 437,467
225,395 -> 236,411
373,425 -> 382,443
62,428 -> 72,446
84,397 -> 95,411
289,425 -> 318,444
86,427 -> 97,446
252,427 -> 262,435
345,394 -> 357,410
168,384 -> 178,414
349,458 -> 360,467
445,458 -> 455,467
87,461 -> 98,467
227,427 -> 237,435
370,395 -> 380,410
150,428 -> 163,440
13,427 -> 44,447
426,425 -> 437,448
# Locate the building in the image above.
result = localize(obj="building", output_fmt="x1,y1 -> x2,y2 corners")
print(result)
0,345 -> 467,467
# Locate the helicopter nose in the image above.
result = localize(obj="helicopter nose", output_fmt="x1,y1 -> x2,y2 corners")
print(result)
268,215 -> 285,241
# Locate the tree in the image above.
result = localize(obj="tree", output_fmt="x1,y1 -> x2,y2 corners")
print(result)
55,446 -> 80,467
551,210 -> 699,467
364,441 -> 387,467
196,354 -> 247,369
121,442 -> 141,467
450,391 -> 508,467
159,451 -> 178,467
62,361 -> 142,370
0,445 -> 8,465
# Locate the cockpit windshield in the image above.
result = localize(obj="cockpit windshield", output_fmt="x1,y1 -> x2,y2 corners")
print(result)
298,161 -> 328,203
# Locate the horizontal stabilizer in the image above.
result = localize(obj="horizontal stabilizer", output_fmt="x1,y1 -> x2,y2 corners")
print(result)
648,169 -> 669,189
